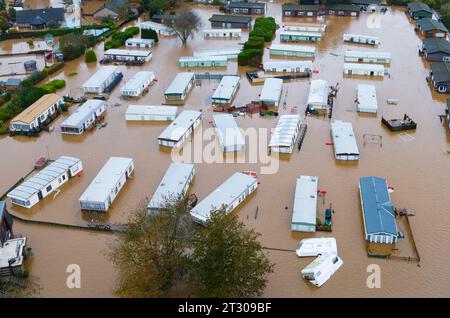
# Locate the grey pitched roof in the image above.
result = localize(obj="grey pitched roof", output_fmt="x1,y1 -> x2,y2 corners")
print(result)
359,176 -> 398,236
407,2 -> 432,14
282,4 -> 320,11
418,18 -> 448,33
423,38 -> 450,55
16,8 -> 65,25
431,62 -> 450,84
209,14 -> 252,24
325,4 -> 361,11
228,2 -> 266,9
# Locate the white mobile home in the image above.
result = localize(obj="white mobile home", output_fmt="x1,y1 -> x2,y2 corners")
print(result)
343,34 -> 380,46
213,114 -> 245,152
307,80 -> 330,110
7,156 -> 83,208
140,21 -> 176,36
9,93 -> 63,134
356,84 -> 378,113
211,75 -> 240,105
344,51 -> 391,64
125,105 -> 178,121
291,175 -> 318,232
79,157 -> 134,212
331,120 -> 360,161
269,44 -> 316,58
280,31 -> 323,42
190,172 -> 258,224
147,163 -> 195,213
104,49 -> 152,63
164,72 -> 195,104
260,78 -> 283,107
301,253 -> 343,287
343,63 -> 385,77
263,60 -> 313,73
60,99 -> 107,135
268,115 -> 301,154
158,110 -> 202,148
283,24 -> 326,33
193,48 -> 241,59
82,66 -> 122,94
125,38 -> 154,48
203,28 -> 242,38
120,71 -> 155,97
179,56 -> 228,68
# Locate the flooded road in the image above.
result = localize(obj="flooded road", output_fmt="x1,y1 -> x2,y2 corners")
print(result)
1,3 -> 449,297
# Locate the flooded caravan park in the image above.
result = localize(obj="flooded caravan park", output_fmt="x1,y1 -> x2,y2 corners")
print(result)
0,3 -> 449,297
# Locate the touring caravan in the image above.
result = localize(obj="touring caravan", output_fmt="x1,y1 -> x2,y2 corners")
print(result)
300,253 -> 343,287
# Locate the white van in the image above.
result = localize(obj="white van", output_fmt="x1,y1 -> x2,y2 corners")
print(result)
296,237 -> 337,257
300,253 -> 343,287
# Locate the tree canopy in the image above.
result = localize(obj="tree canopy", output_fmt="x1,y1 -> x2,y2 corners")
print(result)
169,10 -> 201,45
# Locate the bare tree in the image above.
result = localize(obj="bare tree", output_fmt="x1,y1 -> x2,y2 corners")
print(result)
169,10 -> 201,45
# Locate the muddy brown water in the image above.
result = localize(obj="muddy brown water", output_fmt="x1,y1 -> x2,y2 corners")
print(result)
0,3 -> 449,297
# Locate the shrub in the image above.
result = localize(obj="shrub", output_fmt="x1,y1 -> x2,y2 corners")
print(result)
39,80 -> 66,94
244,39 -> 264,50
60,33 -> 96,61
85,49 -> 97,63
238,49 -> 263,66
141,28 -> 159,43
250,17 -> 276,42
104,26 -> 139,50
43,62 -> 65,75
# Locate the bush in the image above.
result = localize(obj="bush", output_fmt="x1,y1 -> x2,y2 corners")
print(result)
39,80 -> 66,94
141,28 -> 159,43
250,17 -> 276,42
244,39 -> 264,50
43,62 -> 65,75
60,33 -> 96,61
85,49 -> 97,63
105,26 -> 140,50
238,49 -> 263,66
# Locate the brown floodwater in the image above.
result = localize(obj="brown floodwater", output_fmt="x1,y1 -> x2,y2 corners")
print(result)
0,2 -> 449,297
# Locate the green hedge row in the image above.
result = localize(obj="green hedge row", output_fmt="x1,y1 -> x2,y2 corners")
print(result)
43,62 -> 65,75
250,17 -> 276,42
238,49 -> 263,67
104,26 -> 140,50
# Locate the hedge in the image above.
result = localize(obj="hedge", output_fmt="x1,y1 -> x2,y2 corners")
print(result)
39,79 -> 66,94
238,49 -> 263,67
244,39 -> 264,50
250,17 -> 276,42
104,26 -> 140,50
85,49 -> 97,63
141,28 -> 159,43
43,62 -> 65,75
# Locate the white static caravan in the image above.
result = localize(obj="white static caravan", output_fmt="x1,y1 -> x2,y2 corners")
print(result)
283,24 -> 326,33
179,55 -> 228,68
203,28 -> 242,38
331,120 -> 360,161
268,115 -> 301,154
60,100 -> 107,135
343,63 -> 385,77
291,176 -> 318,233
263,60 -> 313,73
344,51 -> 391,64
301,253 -> 343,287
269,44 -> 316,58
296,238 -> 338,257
193,48 -> 241,59
343,34 -> 380,46
82,66 -> 121,94
7,156 -> 83,208
147,163 -> 195,213
140,21 -> 176,36
190,172 -> 258,224
213,114 -> 245,152
211,76 -> 240,105
120,71 -> 155,97
157,110 -> 202,148
79,157 -> 134,212
307,80 -> 330,110
164,72 -> 195,104
125,105 -> 178,121
260,78 -> 283,107
357,84 -> 378,113
125,38 -> 154,48
104,49 -> 153,63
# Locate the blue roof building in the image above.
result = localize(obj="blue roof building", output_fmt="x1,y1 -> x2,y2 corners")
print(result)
359,176 -> 398,244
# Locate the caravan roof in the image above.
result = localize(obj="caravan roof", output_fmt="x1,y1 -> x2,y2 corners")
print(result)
211,76 -> 240,101
158,110 -> 202,142
213,114 -> 245,150
125,105 -> 178,118
296,237 -> 338,257
193,48 -> 241,58
270,43 -> 316,54
82,66 -> 119,88
121,71 -> 154,91
307,80 -> 329,108
269,115 -> 301,147
60,100 -> 105,129
345,50 -> 391,60
357,84 -> 378,113
260,78 -> 283,104
331,120 -> 359,157
165,73 -> 194,95
263,60 -> 313,70
292,175 -> 318,227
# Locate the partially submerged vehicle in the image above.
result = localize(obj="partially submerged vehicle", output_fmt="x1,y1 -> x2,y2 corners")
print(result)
300,252 -> 343,287
296,237 -> 337,257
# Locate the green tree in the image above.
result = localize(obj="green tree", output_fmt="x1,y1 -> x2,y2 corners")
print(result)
85,49 -> 97,63
190,210 -> 274,298
142,0 -> 168,17
0,15 -> 8,32
8,7 -> 15,21
141,28 -> 159,42
170,10 -> 201,45
110,196 -> 196,297
59,33 -> 95,61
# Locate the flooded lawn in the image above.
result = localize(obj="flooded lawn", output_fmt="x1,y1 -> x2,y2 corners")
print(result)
1,3 -> 449,297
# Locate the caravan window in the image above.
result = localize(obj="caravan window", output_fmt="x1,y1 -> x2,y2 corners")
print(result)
332,257 -> 339,264
46,185 -> 52,192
